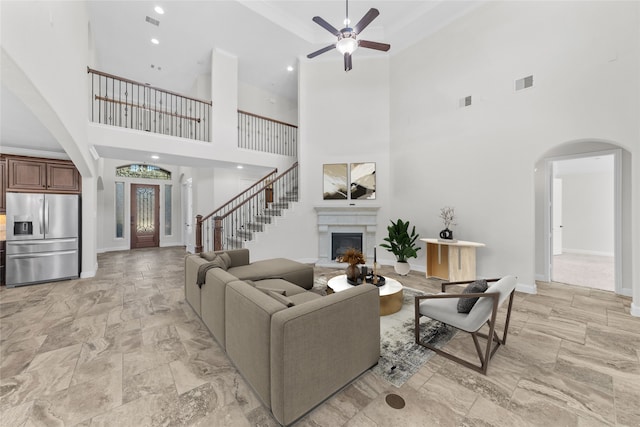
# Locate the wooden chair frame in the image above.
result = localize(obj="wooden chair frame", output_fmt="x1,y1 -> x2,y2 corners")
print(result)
414,278 -> 515,375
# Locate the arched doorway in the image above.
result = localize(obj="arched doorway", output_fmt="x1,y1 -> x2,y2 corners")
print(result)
534,141 -> 631,296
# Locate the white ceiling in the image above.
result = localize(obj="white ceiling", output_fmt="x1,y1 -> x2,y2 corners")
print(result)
1,0 -> 483,161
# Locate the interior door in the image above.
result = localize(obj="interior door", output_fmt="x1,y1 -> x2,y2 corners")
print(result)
552,178 -> 563,256
182,179 -> 194,253
131,184 -> 160,249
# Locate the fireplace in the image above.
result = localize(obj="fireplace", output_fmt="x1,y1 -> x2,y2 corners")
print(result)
314,206 -> 379,266
331,233 -> 363,261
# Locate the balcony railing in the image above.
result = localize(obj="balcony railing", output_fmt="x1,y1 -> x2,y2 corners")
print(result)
238,110 -> 297,157
88,67 -> 211,142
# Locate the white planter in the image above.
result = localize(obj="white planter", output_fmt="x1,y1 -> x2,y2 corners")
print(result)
394,261 -> 411,276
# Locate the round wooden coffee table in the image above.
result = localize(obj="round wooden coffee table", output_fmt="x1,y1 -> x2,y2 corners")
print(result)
327,274 -> 404,316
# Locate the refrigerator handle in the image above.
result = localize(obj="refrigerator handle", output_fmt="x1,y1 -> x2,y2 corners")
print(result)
45,198 -> 50,234
39,198 -> 44,234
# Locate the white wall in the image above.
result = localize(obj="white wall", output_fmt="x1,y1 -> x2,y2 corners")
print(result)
389,1 -> 639,294
560,171 -> 614,255
238,81 -> 298,126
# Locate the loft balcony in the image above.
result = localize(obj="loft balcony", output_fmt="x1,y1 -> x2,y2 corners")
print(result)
87,67 -> 297,158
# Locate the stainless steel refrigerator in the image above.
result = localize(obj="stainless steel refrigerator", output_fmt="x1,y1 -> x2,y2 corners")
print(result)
6,193 -> 79,287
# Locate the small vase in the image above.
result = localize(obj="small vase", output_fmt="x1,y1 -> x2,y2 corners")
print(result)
346,264 -> 361,283
439,228 -> 453,240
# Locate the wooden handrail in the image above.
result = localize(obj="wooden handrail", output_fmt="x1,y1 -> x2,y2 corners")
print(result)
218,162 -> 298,220
238,109 -> 298,129
94,95 -> 202,122
88,66 -> 213,106
199,168 -> 278,223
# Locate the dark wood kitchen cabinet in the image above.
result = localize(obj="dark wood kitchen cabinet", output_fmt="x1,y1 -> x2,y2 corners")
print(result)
7,156 -> 81,194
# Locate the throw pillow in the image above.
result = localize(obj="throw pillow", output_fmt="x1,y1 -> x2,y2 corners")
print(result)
219,252 -> 232,269
268,291 -> 295,307
207,256 -> 227,270
457,279 -> 489,313
200,251 -> 218,261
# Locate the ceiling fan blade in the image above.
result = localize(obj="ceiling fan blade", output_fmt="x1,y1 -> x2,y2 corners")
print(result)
312,16 -> 341,36
307,44 -> 336,59
344,52 -> 352,72
358,40 -> 391,52
353,8 -> 379,34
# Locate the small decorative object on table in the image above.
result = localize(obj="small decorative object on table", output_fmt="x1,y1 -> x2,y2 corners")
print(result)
338,247 -> 366,285
365,247 -> 385,286
439,206 -> 457,241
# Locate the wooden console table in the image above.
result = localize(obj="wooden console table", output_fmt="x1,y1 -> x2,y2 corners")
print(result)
421,238 -> 485,281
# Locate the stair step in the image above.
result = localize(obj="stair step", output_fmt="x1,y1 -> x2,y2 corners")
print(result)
236,229 -> 253,240
245,223 -> 264,232
263,208 -> 282,216
254,215 -> 273,224
225,237 -> 245,249
270,202 -> 289,209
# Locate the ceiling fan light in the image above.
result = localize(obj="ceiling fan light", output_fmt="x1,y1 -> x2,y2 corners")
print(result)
336,37 -> 358,55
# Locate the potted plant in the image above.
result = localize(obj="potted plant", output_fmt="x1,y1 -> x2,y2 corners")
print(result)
380,219 -> 421,275
337,247 -> 366,283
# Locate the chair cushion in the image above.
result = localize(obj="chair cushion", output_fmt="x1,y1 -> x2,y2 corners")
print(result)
457,279 -> 488,313
419,276 -> 517,333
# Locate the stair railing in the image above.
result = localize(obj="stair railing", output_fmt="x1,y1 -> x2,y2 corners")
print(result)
195,162 -> 299,253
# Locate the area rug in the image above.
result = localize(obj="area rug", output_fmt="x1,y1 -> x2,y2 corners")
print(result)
372,287 -> 457,387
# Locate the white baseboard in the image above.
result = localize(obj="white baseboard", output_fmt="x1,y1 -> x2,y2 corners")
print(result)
535,273 -> 546,281
561,249 -> 614,257
630,302 -> 640,318
516,281 -> 537,294
80,270 -> 96,279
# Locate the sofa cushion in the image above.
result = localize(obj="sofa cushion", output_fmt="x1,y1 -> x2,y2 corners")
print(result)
200,251 -> 217,261
252,279 -> 307,296
288,292 -> 323,306
219,252 -> 232,270
257,287 -> 287,296
228,258 -> 313,290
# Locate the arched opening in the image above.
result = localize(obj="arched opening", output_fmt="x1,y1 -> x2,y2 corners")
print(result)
534,140 -> 632,296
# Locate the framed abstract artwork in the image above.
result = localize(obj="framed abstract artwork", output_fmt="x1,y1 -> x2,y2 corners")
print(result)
350,162 -> 376,200
323,163 -> 348,200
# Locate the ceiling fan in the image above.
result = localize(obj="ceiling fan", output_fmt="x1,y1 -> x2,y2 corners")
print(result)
307,0 -> 391,72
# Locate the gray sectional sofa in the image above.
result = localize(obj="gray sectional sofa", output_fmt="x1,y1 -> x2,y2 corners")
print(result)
184,249 -> 380,426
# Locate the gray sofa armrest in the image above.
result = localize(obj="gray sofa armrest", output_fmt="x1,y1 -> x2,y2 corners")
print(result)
270,284 -> 380,425
225,281 -> 288,408
201,268 -> 243,348
184,254 -> 208,316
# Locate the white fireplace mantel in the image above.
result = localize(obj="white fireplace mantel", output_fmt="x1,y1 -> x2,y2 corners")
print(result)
315,206 -> 380,266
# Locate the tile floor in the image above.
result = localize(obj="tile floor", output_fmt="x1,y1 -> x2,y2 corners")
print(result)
1,247 -> 638,426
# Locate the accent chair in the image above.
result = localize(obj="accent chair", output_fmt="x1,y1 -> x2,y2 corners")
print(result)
414,275 -> 517,374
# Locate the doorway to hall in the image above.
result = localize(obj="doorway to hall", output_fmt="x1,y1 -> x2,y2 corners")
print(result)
549,153 -> 617,291
131,184 -> 160,249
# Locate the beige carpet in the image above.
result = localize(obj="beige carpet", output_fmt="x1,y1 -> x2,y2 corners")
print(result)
553,252 -> 614,291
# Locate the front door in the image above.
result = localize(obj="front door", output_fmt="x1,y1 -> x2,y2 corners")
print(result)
131,184 -> 160,249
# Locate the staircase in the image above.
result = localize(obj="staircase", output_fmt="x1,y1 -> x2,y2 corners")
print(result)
196,162 -> 299,253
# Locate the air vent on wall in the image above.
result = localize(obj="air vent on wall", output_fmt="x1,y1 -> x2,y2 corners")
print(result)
145,16 -> 160,26
515,75 -> 534,91
459,95 -> 472,108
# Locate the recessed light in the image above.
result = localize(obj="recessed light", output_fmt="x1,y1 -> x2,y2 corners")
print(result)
237,165 -> 244,169
151,38 -> 159,45
151,155 -> 159,160
154,6 -> 164,14
287,65 -> 294,72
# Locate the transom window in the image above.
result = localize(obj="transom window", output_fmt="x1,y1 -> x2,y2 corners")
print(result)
116,164 -> 171,180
